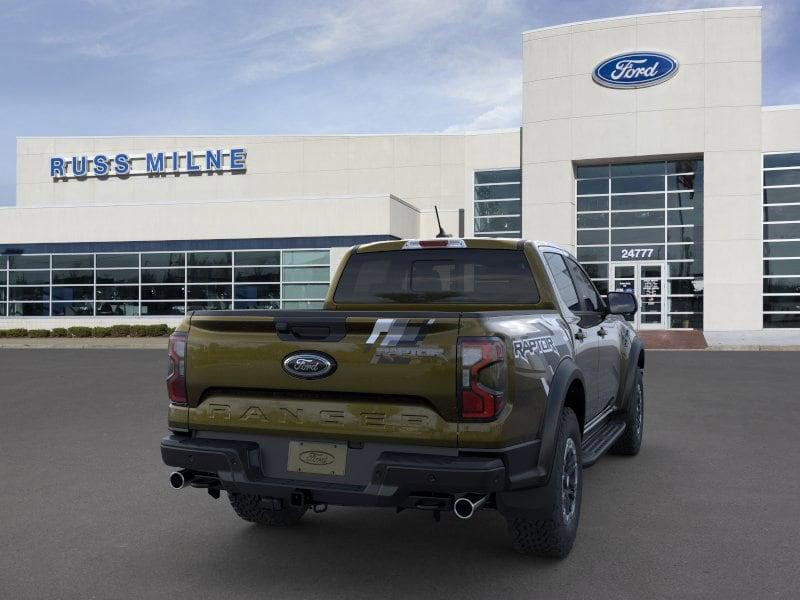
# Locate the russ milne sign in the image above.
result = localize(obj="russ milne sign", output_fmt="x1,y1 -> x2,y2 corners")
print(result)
593,52 -> 678,89
49,148 -> 246,179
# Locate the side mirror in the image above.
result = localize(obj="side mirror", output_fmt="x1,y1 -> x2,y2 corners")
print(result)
607,291 -> 638,316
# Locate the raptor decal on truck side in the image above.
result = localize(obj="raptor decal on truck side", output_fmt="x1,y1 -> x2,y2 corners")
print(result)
513,336 -> 557,358
502,315 -> 572,395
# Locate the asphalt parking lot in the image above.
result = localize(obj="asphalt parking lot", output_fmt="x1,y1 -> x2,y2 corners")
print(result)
1,349 -> 798,599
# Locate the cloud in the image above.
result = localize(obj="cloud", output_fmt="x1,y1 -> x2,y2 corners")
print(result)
234,0 -> 482,82
439,48 -> 522,131
34,0 -> 196,59
444,103 -> 520,132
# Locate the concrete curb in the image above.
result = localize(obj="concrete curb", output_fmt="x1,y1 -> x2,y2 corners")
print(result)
0,338 -> 168,349
650,346 -> 800,351
706,345 -> 800,352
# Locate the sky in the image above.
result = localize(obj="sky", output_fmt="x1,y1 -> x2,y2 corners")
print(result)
1,0 -> 798,206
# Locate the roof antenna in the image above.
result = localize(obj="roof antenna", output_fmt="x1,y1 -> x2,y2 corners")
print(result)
434,206 -> 450,238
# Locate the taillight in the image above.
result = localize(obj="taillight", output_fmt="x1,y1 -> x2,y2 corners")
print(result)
167,331 -> 188,405
458,337 -> 507,420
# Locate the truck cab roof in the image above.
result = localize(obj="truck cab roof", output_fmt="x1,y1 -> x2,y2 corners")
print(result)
355,237 -> 573,257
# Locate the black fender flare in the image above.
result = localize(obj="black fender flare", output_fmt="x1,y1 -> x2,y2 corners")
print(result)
538,357 -> 585,484
496,358 -> 585,517
618,337 -> 645,411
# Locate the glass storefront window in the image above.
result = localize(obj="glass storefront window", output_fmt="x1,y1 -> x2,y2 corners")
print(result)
52,270 -> 93,285
140,302 -> 184,316
141,268 -> 185,284
576,159 -> 704,329
187,268 -> 231,283
10,287 -> 50,301
474,169 -> 521,238
235,300 -> 281,310
10,271 -> 50,285
187,285 -> 233,300
141,286 -> 185,301
96,254 -> 138,268
52,254 -> 93,269
763,153 -> 800,328
52,302 -> 94,316
9,255 -> 49,269
234,284 -> 280,300
234,251 -> 279,266
188,252 -> 232,267
283,267 -> 331,282
283,250 -> 329,265
475,170 -> 520,184
96,269 -> 138,284
187,301 -> 232,311
282,284 -> 329,300
0,248 -> 331,317
235,267 -> 280,283
52,287 -> 93,301
9,303 -> 49,316
283,300 -> 325,310
96,286 -> 138,301
141,253 -> 185,268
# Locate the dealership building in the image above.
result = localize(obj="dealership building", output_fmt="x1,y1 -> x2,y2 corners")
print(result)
2,6 -> 800,341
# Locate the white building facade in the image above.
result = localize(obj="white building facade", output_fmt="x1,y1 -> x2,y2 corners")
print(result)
3,6 -> 800,338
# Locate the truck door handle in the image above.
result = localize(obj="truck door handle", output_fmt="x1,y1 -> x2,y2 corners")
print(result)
598,327 -> 608,337
575,330 -> 586,341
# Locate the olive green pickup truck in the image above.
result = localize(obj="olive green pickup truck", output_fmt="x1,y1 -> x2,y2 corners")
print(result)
161,238 -> 645,558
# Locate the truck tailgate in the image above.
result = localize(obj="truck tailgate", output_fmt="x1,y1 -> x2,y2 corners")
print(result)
185,312 -> 460,446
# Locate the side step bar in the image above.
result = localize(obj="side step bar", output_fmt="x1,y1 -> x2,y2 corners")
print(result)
581,418 -> 625,467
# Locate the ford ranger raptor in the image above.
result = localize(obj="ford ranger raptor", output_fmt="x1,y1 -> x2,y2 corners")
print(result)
161,238 -> 644,558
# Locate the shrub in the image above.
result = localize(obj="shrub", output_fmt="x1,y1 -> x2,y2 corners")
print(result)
51,328 -> 69,338
67,326 -> 93,338
110,324 -> 132,337
145,324 -> 171,337
92,327 -> 113,338
130,325 -> 149,338
28,329 -> 51,338
0,330 -> 6,338
5,328 -> 28,338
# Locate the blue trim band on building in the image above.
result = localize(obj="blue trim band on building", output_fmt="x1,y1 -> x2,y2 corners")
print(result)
0,235 -> 397,255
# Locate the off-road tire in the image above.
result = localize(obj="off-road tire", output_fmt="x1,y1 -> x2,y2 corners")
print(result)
507,407 -> 582,558
610,367 -> 644,456
228,493 -> 307,526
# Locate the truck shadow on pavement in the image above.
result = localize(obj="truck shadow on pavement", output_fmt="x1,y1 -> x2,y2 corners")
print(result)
184,495 -> 580,598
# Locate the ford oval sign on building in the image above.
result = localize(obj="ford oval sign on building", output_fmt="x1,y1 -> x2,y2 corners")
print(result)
593,52 -> 678,89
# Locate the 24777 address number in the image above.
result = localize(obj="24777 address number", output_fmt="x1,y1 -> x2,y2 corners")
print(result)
620,248 -> 655,259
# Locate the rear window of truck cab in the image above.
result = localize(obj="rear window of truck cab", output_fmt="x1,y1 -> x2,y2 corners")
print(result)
333,249 -> 539,304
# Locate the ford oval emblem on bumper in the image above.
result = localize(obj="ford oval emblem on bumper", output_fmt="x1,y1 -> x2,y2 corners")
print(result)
282,351 -> 336,379
299,450 -> 335,466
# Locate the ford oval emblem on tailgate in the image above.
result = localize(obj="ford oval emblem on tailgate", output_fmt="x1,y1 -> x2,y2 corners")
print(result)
282,351 -> 336,379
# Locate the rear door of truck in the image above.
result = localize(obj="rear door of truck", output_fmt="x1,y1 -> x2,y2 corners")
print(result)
185,311 -> 461,447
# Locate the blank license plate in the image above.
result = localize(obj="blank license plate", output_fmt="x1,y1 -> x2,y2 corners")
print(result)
287,441 -> 347,476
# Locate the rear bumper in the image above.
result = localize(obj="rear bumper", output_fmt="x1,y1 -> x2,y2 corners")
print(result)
161,434 -> 544,508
